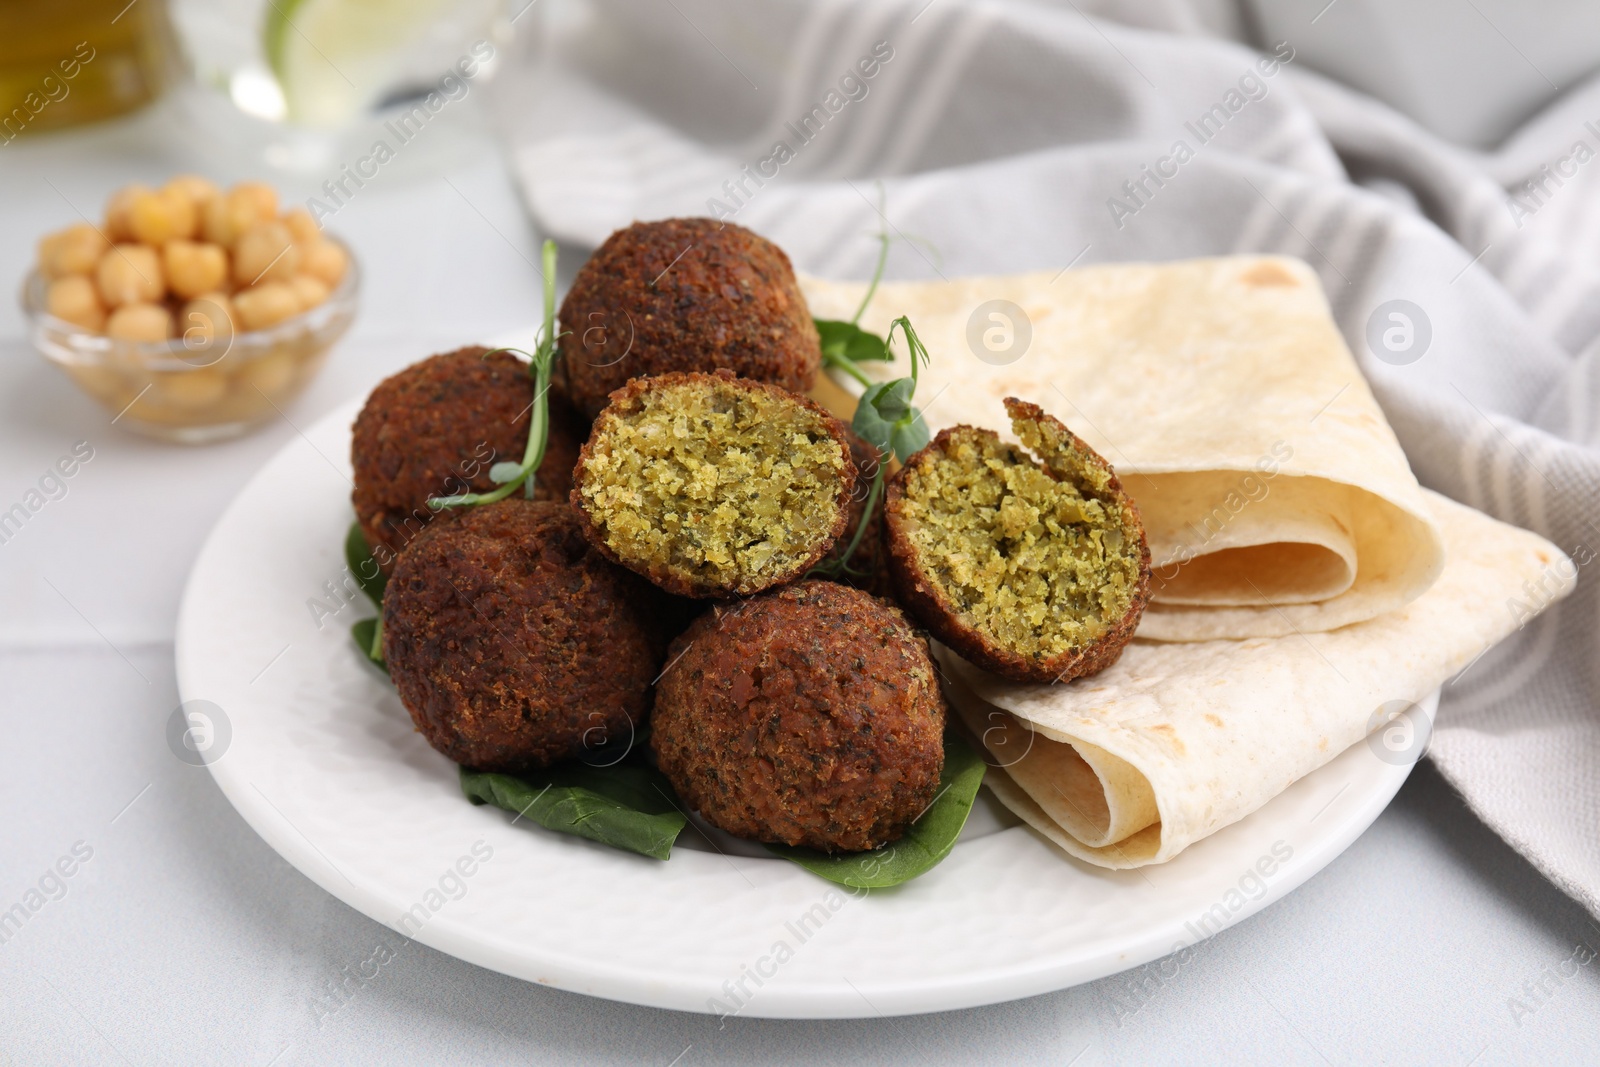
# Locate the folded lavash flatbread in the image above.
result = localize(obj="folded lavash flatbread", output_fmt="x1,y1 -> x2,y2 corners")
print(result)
800,256 -> 1446,641
942,490 -> 1574,868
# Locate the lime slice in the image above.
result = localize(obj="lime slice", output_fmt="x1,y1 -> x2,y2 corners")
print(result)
263,0 -> 459,127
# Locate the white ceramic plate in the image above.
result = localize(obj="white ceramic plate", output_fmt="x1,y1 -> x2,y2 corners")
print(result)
175,395 -> 1430,1019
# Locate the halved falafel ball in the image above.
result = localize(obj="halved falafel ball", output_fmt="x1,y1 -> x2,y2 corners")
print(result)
556,218 -> 821,419
352,346 -> 586,570
652,580 -> 947,852
570,371 -> 856,598
383,499 -> 675,773
885,397 -> 1151,684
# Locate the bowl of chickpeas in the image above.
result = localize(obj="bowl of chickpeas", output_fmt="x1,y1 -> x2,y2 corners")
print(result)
21,176 -> 358,444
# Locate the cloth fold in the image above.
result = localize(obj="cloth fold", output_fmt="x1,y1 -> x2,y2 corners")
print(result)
488,0 -> 1600,917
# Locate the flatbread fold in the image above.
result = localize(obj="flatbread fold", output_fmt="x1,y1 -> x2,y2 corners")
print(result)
801,256 -> 1446,641
942,491 -> 1574,868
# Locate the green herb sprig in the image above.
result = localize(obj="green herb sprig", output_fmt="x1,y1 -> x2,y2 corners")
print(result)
811,192 -> 943,379
428,238 -> 561,510
811,316 -> 932,579
811,206 -> 938,578
813,223 -> 893,378
851,316 -> 932,462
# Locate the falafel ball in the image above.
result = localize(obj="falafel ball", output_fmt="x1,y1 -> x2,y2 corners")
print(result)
652,580 -> 947,852
556,218 -> 821,419
885,397 -> 1152,685
351,346 -> 587,570
570,371 -> 856,598
383,499 -> 675,773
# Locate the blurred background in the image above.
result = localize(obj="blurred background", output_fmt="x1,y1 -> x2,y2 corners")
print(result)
9,0 -> 1599,190
11,0 -> 1598,154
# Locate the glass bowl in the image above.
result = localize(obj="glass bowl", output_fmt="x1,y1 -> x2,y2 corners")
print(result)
20,238 -> 359,444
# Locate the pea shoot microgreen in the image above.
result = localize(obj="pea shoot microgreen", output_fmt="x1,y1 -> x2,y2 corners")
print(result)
428,238 -> 562,511
851,317 -> 932,461
810,204 -> 938,579
813,223 -> 893,377
812,316 -> 933,579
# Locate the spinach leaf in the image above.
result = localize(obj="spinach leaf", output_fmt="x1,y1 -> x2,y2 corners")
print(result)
460,763 -> 688,861
350,617 -> 388,673
816,318 -> 890,363
345,523 -> 389,671
765,734 -> 986,888
345,522 -> 387,605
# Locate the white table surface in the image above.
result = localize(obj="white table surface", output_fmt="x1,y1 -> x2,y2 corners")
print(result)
2,99 -> 1597,1067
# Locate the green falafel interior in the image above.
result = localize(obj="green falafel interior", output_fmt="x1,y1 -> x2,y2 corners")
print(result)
896,403 -> 1148,662
574,374 -> 852,597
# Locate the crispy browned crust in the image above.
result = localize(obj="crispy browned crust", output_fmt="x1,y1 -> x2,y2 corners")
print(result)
568,370 -> 856,599
350,346 -> 587,572
884,398 -> 1152,685
556,218 -> 821,419
383,499 -> 679,773
651,580 -> 947,852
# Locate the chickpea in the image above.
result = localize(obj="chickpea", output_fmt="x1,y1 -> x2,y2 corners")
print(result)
298,238 -> 348,288
241,350 -> 297,395
181,291 -> 235,326
105,184 -> 152,241
106,302 -> 173,342
202,187 -> 276,248
164,174 -> 220,207
163,240 -> 229,299
47,275 -> 106,332
200,195 -> 241,248
178,293 -> 236,357
288,274 -> 330,312
39,223 -> 110,278
155,367 -> 228,409
95,244 -> 164,307
233,283 -> 300,331
233,221 -> 299,286
128,187 -> 199,244
282,207 -> 321,244
231,181 -> 278,220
